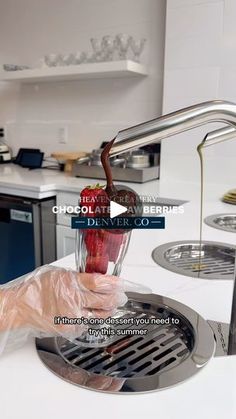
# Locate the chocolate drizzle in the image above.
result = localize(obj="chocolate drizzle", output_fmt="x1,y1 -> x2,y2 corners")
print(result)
101,138 -> 141,219
101,138 -> 117,198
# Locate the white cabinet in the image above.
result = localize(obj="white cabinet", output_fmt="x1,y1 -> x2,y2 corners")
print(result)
56,192 -> 79,258
56,225 -> 76,259
56,192 -> 79,227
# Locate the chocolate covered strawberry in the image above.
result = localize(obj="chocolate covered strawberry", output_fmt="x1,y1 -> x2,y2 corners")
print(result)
80,184 -> 110,274
80,184 -> 108,217
85,231 -> 107,256
85,254 -> 109,274
101,142 -> 140,216
102,231 -> 124,262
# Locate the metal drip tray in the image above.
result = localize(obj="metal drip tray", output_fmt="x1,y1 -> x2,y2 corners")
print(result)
152,241 -> 236,280
36,292 -> 215,393
205,214 -> 236,233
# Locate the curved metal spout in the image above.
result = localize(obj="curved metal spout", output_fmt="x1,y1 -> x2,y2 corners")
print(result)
109,99 -> 236,356
110,100 -> 236,156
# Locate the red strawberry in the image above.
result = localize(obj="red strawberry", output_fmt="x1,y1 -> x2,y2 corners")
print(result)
103,231 -> 124,262
94,190 -> 109,217
85,231 -> 107,256
85,254 -> 109,274
80,184 -> 107,217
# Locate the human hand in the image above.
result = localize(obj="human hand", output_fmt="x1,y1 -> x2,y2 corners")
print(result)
0,265 -> 127,354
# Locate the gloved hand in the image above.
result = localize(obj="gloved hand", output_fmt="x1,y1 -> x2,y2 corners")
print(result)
0,265 -> 129,355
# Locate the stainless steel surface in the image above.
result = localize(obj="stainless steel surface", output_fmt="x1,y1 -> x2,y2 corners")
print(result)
110,157 -> 126,167
109,100 -> 236,156
0,194 -> 56,283
72,162 -> 159,183
229,261 -> 236,355
202,126 -> 236,148
32,203 -> 41,267
77,149 -> 105,167
207,321 -> 229,357
32,197 -> 56,265
36,292 -> 215,393
40,199 -> 56,263
152,241 -> 235,280
144,197 -> 188,207
126,150 -> 150,168
204,214 -> 236,233
76,156 -> 91,165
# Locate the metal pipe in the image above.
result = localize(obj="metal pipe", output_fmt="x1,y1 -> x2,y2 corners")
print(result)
202,126 -> 236,148
110,100 -> 236,156
109,100 -> 236,355
201,126 -> 236,355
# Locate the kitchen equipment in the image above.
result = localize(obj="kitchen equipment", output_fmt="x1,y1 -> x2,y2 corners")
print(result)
0,194 -> 56,283
51,151 -> 88,172
141,143 -> 161,166
0,128 -> 11,163
14,148 -> 40,165
108,99 -> 236,356
152,240 -> 235,280
36,291 -> 215,393
14,148 -> 44,169
76,148 -> 104,166
204,214 -> 236,233
126,150 -> 150,168
108,101 -> 236,156
73,147 -> 158,182
73,163 -> 159,183
0,144 -> 11,163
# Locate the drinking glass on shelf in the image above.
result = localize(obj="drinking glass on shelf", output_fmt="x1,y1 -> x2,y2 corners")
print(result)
74,51 -> 88,65
75,228 -> 132,347
61,53 -> 75,66
44,54 -> 60,67
101,35 -> 115,61
130,38 -> 146,62
90,38 -> 104,62
114,33 -> 132,60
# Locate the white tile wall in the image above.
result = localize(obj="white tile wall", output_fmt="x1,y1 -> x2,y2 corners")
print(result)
166,1 -> 224,40
161,0 -> 236,186
0,0 -> 166,156
163,66 -> 220,111
168,0 -> 223,9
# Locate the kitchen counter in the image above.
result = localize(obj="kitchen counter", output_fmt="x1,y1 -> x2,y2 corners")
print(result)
0,163 -> 160,199
0,163 -> 236,419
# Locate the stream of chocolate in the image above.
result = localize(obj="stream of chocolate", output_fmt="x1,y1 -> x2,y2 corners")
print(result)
101,138 -> 117,198
101,139 -> 138,216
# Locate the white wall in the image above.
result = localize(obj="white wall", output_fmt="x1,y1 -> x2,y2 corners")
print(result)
161,0 -> 236,187
0,0 -> 166,156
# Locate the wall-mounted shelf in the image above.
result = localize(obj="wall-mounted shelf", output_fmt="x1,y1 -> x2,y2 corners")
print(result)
0,60 -> 147,83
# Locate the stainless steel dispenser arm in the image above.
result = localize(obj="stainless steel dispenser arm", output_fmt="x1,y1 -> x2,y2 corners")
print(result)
109,100 -> 236,356
109,100 -> 236,156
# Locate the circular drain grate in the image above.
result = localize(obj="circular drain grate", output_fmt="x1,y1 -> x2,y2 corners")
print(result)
152,240 -> 236,280
36,292 -> 215,393
205,214 -> 236,233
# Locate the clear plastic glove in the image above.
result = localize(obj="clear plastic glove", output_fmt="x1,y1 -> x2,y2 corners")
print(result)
0,265 -> 149,356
